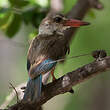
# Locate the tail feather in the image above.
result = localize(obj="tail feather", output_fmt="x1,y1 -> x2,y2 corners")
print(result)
23,75 -> 42,102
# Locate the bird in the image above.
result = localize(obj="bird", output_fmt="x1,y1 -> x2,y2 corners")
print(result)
23,12 -> 90,102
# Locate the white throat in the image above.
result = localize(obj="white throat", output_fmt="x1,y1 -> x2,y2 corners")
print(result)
38,26 -> 53,35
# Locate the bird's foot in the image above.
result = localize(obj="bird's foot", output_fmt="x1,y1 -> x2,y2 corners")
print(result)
52,76 -> 57,82
51,67 -> 56,82
69,88 -> 74,94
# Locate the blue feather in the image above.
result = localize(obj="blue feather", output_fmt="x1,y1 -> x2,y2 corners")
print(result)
23,58 -> 57,102
23,74 -> 42,102
30,58 -> 57,78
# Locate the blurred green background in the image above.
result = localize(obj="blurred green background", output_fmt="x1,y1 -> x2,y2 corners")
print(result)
0,0 -> 110,110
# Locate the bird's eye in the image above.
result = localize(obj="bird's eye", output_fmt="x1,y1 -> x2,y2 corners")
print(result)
54,17 -> 62,23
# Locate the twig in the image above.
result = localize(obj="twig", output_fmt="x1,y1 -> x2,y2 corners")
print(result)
0,83 -> 26,109
9,83 -> 19,103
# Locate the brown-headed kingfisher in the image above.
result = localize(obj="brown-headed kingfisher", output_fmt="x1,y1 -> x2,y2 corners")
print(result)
23,13 -> 90,102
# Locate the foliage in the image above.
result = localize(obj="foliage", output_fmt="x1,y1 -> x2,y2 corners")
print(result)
0,0 -> 49,38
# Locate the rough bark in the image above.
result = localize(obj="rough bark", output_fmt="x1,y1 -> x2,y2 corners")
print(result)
1,52 -> 110,110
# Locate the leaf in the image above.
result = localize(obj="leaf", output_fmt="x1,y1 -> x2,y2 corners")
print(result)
29,31 -> 37,40
0,7 -> 11,18
0,12 -> 11,27
5,14 -> 22,38
31,13 -> 44,28
0,7 -> 10,13
22,5 -> 46,25
9,0 -> 29,7
22,6 -> 36,24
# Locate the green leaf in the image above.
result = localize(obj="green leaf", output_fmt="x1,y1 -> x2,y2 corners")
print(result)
22,6 -> 36,24
9,0 -> 29,7
5,14 -> 22,38
29,30 -> 38,40
22,5 -> 47,26
0,12 -> 11,27
0,7 -> 10,13
31,12 -> 46,28
0,7 -> 11,18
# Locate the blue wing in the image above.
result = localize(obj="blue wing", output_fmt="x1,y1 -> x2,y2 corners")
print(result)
29,58 -> 57,79
23,75 -> 42,102
23,58 -> 57,102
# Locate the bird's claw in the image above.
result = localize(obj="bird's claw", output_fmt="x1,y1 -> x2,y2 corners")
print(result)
69,88 -> 74,94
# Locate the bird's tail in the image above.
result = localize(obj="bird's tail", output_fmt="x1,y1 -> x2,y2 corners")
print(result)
23,74 -> 42,102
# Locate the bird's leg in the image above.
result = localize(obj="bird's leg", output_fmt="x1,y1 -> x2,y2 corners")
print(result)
51,67 -> 56,81
69,88 -> 74,94
51,67 -> 74,93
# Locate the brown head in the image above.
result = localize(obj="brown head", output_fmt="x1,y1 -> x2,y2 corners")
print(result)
38,13 -> 90,36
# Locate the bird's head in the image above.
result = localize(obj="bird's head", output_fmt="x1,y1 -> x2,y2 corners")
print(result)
38,13 -> 90,36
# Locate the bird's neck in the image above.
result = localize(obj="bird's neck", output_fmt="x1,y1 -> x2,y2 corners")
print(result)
38,32 -> 64,37
38,26 -> 64,36
38,28 -> 53,36
37,34 -> 63,40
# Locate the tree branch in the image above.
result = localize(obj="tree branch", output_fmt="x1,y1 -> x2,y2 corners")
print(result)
2,52 -> 110,110
64,0 -> 103,43
37,55 -> 110,106
0,83 -> 26,109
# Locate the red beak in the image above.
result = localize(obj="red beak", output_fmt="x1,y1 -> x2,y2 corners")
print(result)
64,19 -> 90,27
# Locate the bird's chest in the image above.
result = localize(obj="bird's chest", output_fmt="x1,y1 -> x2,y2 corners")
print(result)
28,37 -> 69,65
41,39 -> 68,60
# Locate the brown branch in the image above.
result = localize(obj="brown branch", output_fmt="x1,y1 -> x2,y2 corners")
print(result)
64,0 -> 103,43
38,55 -> 110,106
0,83 -> 26,109
1,52 -> 110,110
9,83 -> 19,103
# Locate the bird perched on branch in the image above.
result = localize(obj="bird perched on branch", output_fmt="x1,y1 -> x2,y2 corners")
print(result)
23,12 -> 90,102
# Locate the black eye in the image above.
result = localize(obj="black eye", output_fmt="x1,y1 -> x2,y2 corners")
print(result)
54,17 -> 62,23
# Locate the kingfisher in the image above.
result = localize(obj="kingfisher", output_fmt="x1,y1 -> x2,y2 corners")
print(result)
23,12 -> 90,102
